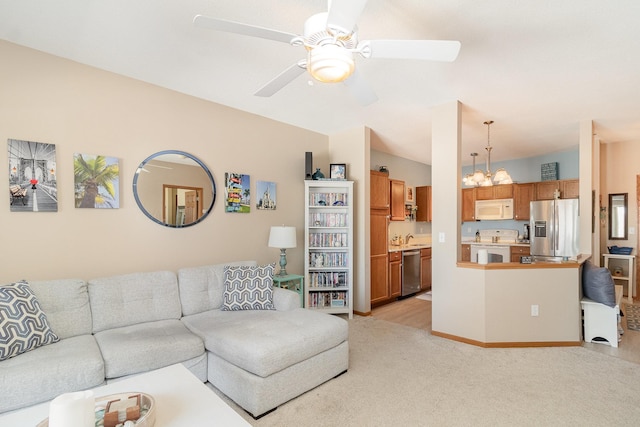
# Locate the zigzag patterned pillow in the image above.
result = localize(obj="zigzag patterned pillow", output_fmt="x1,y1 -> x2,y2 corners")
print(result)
222,264 -> 276,311
0,280 -> 59,361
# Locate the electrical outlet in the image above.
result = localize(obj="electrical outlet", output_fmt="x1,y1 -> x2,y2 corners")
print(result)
531,305 -> 539,317
467,227 -> 472,233
438,232 -> 445,243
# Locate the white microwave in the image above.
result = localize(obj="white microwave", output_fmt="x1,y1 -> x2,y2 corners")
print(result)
475,199 -> 514,220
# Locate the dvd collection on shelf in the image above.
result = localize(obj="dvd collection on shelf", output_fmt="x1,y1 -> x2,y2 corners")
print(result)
309,212 -> 348,227
308,232 -> 348,247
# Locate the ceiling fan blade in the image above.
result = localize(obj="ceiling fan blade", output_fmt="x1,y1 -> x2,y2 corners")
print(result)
343,69 -> 378,106
366,39 -> 461,62
326,0 -> 369,34
254,63 -> 306,97
193,14 -> 296,44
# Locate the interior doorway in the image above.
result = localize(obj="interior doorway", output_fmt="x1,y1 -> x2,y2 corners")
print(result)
163,184 -> 203,226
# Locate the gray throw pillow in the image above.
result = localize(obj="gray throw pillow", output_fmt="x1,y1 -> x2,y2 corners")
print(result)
0,280 -> 59,361
582,260 -> 616,307
222,264 -> 276,311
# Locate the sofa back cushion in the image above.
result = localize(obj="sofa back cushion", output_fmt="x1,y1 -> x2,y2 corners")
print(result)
28,279 -> 92,339
177,261 -> 257,316
88,271 -> 181,333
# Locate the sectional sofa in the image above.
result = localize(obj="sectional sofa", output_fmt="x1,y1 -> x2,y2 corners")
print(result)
0,260 -> 349,418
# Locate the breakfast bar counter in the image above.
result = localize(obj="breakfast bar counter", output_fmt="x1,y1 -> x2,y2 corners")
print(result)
431,255 -> 590,348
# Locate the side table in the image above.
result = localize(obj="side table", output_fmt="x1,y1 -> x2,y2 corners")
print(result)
272,274 -> 305,307
602,253 -> 635,304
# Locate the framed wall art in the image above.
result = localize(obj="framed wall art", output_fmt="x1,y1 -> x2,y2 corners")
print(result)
256,180 -> 276,210
74,153 -> 120,208
8,139 -> 58,212
406,186 -> 414,203
225,172 -> 250,213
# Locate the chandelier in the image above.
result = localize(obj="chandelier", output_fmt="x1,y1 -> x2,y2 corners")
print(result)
463,120 -> 512,187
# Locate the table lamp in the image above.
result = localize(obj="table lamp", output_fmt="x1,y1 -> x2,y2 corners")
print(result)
268,225 -> 297,276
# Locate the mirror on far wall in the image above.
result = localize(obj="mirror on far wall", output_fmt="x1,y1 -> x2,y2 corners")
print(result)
133,150 -> 216,227
608,193 -> 628,240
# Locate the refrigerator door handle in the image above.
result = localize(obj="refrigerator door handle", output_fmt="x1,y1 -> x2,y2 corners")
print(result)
554,204 -> 559,251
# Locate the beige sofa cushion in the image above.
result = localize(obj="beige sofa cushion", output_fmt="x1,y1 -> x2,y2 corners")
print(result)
182,308 -> 348,377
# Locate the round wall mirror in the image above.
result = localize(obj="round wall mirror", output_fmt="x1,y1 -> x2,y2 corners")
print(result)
133,150 -> 216,227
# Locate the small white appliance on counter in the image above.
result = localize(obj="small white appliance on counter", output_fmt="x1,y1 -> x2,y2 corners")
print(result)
475,199 -> 514,220
469,229 -> 519,263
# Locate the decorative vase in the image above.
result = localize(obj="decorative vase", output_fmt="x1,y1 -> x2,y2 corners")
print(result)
312,168 -> 324,180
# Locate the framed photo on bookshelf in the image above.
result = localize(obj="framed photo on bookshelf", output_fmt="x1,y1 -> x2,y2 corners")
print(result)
330,163 -> 346,180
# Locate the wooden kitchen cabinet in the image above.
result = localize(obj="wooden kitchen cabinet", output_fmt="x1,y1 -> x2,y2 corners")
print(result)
420,248 -> 432,290
415,185 -> 432,222
535,179 -> 579,200
562,179 -> 579,199
371,170 -> 390,209
461,244 -> 471,262
514,183 -> 535,221
389,251 -> 402,298
510,245 -> 530,262
462,188 -> 476,222
475,184 -> 513,200
370,171 -> 391,305
370,210 -> 390,305
390,179 -> 406,221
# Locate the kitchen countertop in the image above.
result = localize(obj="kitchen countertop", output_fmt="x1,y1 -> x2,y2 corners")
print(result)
389,243 -> 431,252
462,240 -> 530,247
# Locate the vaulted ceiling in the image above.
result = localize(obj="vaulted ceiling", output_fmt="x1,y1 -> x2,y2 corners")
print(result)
1,0 -> 639,165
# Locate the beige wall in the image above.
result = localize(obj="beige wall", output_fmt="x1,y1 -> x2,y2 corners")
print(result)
329,127 -> 370,313
0,40 -> 332,283
601,140 -> 640,254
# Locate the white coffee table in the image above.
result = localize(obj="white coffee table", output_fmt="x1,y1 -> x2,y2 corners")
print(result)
0,364 -> 251,426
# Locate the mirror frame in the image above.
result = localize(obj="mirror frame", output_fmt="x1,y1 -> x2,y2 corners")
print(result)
133,150 -> 216,228
608,193 -> 628,240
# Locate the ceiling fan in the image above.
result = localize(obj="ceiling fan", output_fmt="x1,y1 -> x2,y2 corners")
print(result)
193,0 -> 461,105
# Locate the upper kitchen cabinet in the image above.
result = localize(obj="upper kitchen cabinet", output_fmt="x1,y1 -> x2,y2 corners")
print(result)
390,179 -> 405,221
371,170 -> 390,210
415,186 -> 432,222
514,183 -> 535,221
475,184 -> 514,200
535,179 -> 579,200
462,188 -> 476,222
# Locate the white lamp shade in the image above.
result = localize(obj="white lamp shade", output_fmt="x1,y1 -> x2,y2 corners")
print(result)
268,226 -> 297,249
308,44 -> 355,83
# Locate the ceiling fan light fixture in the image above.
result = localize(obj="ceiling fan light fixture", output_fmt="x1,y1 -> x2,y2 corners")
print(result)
308,44 -> 355,83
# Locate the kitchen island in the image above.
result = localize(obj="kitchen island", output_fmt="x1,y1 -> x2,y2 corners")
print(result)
431,255 -> 589,348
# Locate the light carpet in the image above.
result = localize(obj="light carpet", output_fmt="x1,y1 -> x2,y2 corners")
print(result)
212,316 -> 640,426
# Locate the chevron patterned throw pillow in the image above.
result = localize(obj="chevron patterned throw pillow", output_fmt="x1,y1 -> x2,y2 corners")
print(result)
0,280 -> 59,361
222,264 -> 276,311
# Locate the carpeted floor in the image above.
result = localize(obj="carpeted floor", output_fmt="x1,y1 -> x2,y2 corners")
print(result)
624,304 -> 640,331
211,315 -> 640,426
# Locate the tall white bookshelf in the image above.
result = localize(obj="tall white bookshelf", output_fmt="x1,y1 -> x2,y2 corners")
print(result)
304,180 -> 354,319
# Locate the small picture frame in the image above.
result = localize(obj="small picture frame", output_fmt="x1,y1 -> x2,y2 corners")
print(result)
406,186 -> 414,202
330,163 -> 347,180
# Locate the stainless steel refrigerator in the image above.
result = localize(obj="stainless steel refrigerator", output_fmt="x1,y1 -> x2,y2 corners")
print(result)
530,199 -> 579,260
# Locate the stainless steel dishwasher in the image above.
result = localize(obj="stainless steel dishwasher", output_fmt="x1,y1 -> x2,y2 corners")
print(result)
402,250 -> 421,296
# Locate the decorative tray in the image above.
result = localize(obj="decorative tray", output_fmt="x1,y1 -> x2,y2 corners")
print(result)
37,392 -> 155,427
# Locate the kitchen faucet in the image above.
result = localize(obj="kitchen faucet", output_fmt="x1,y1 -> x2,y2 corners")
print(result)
406,233 -> 414,244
